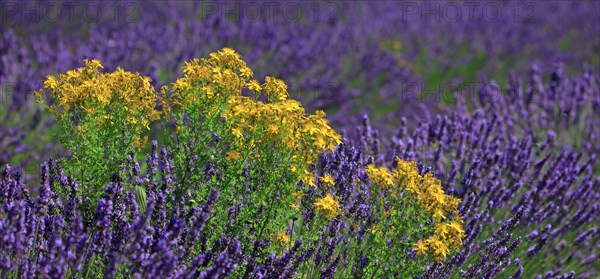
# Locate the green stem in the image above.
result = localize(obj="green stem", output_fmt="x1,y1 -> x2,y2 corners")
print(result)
370,246 -> 392,279
82,233 -> 95,278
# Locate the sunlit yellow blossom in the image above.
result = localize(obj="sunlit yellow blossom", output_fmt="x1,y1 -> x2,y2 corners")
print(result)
432,208 -> 446,222
364,156 -> 465,261
366,164 -> 395,189
430,187 -> 446,204
246,80 -> 261,92
268,124 -> 279,134
232,127 -> 243,138
426,236 -> 450,261
369,224 -> 383,236
263,76 -> 288,101
302,169 -> 316,187
413,240 -> 428,255
314,193 -> 341,218
204,86 -> 215,99
434,223 -> 450,239
36,59 -> 161,143
447,220 -> 464,236
86,59 -> 103,69
133,136 -> 148,150
240,66 -> 253,79
273,231 -> 290,245
319,174 -> 335,187
225,150 -> 241,161
43,76 -> 58,91
221,47 -> 236,55
394,158 -> 420,191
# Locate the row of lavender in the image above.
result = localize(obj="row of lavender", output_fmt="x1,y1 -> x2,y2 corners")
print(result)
2,0 -> 599,170
380,64 -> 600,278
2,60 -> 598,277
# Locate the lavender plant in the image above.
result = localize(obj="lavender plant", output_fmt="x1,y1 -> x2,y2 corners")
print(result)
0,156 -> 242,278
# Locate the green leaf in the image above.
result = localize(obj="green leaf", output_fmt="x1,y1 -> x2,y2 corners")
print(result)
135,185 -> 147,213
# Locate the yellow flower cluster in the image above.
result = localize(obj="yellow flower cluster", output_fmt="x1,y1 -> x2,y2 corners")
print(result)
35,59 -> 161,136
392,159 -> 462,223
314,193 -> 341,219
366,157 -> 465,261
319,174 -> 335,187
366,165 -> 395,189
272,231 -> 290,246
171,48 -> 249,106
263,76 -> 288,102
167,48 -> 341,184
414,218 -> 464,261
290,190 -> 305,212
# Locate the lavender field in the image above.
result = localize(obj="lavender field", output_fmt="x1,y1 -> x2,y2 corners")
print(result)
1,1 -> 599,278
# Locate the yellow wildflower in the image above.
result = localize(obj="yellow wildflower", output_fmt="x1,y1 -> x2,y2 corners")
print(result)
225,150 -> 241,161
246,80 -> 261,92
302,169 -> 316,187
273,231 -> 290,245
319,174 -> 335,187
37,58 -> 161,143
43,75 -> 58,91
232,127 -> 243,139
133,136 -> 148,150
426,236 -> 450,261
434,223 -> 450,239
432,208 -> 446,222
394,157 -> 420,192
264,76 -> 288,101
413,240 -> 428,256
314,193 -> 341,218
369,224 -> 383,237
239,66 -> 253,79
366,164 -> 395,189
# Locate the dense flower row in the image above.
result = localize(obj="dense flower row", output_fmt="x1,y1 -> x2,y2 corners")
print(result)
1,155 -> 241,278
3,60 -> 598,277
0,141 -> 459,277
381,65 -> 599,278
